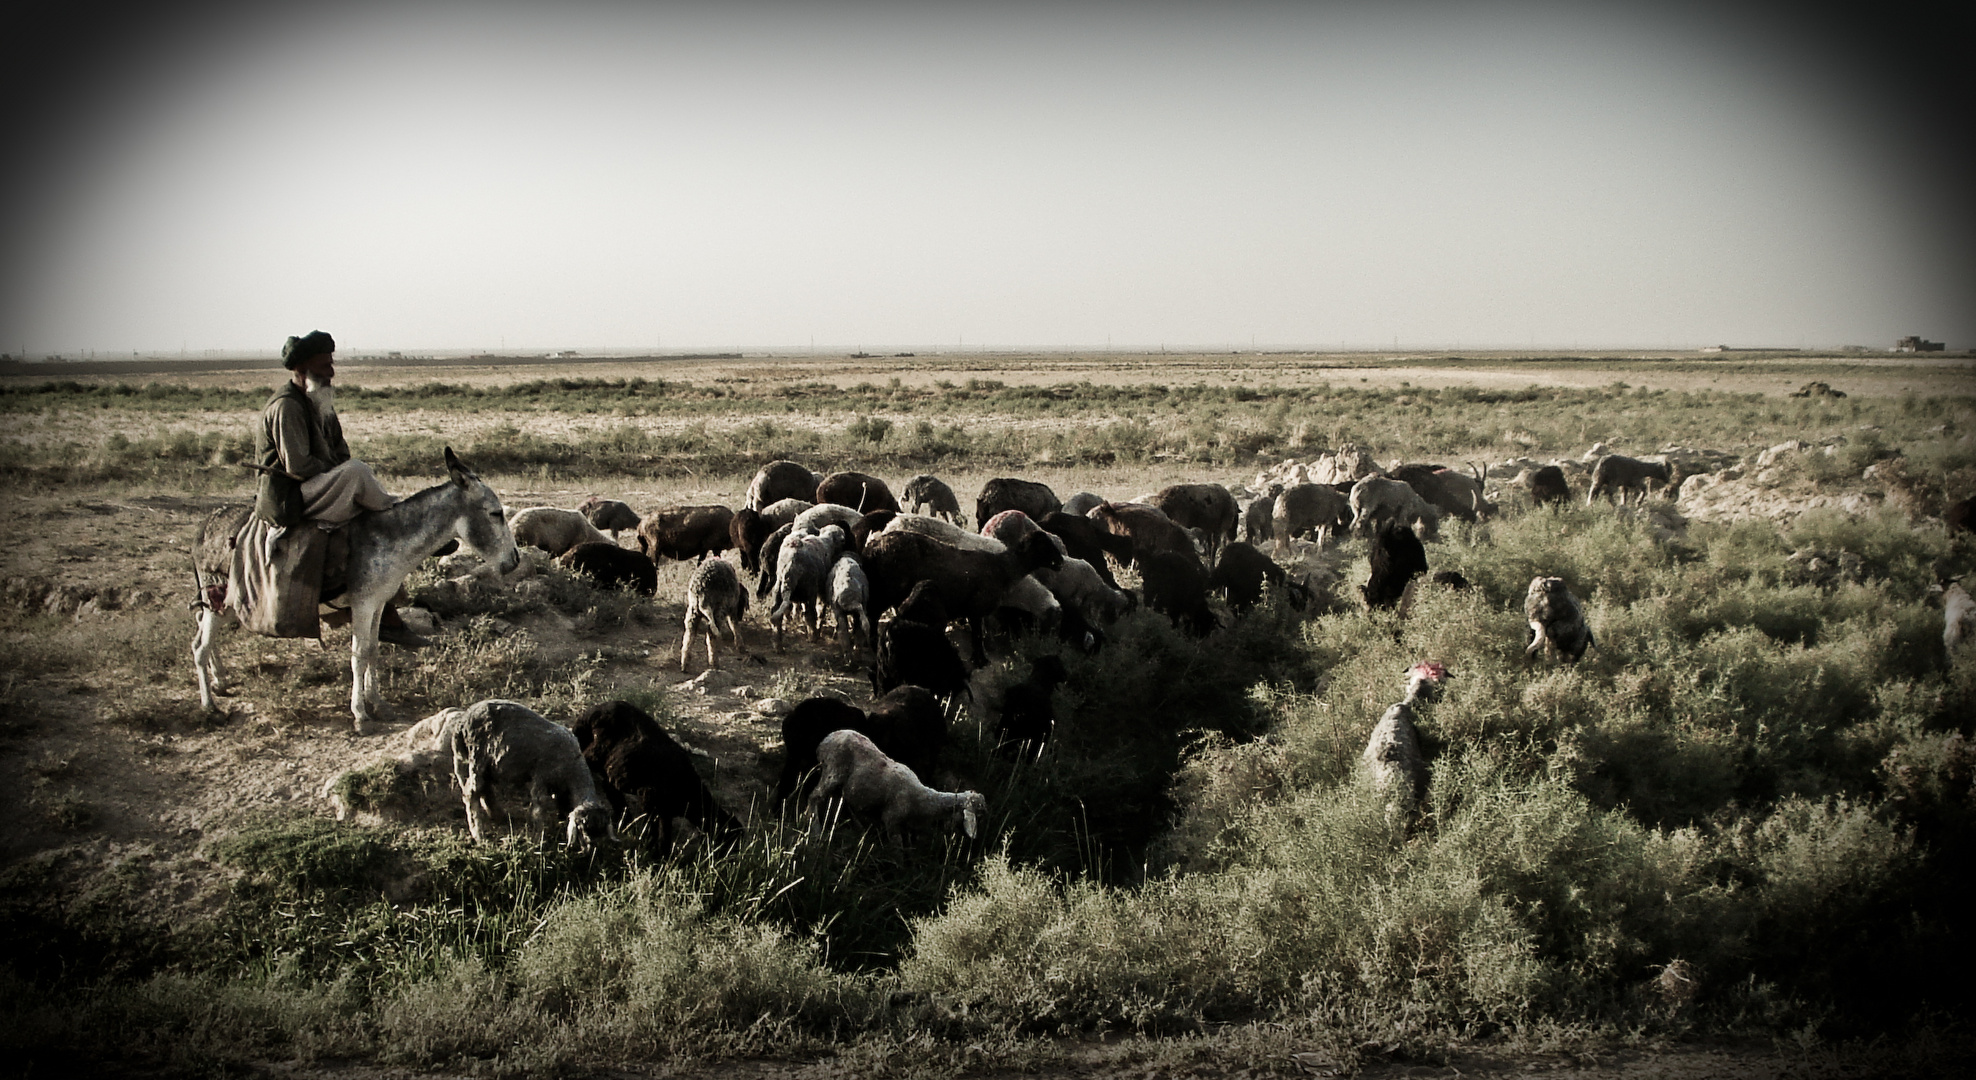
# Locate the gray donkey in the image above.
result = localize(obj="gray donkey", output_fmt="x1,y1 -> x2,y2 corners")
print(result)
193,448 -> 520,733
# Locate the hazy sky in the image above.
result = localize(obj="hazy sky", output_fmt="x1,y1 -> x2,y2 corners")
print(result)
1,1 -> 1968,355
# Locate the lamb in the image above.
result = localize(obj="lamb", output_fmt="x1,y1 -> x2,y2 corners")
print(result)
995,654 -> 1068,760
976,477 -> 1062,530
774,687 -> 948,808
902,474 -> 967,524
1272,482 -> 1353,554
511,506 -> 613,557
862,529 -> 1065,664
1140,550 -> 1217,636
1347,476 -> 1441,540
680,558 -> 748,671
571,700 -> 741,852
1038,511 -> 1133,587
577,496 -> 642,540
1361,523 -> 1429,613
1525,576 -> 1595,663
815,470 -> 901,514
1090,501 -> 1199,569
558,541 -> 657,595
757,498 -> 816,529
1060,491 -> 1105,518
1942,577 -> 1975,655
769,530 -> 838,650
1587,454 -> 1673,506
730,507 -> 774,575
812,729 -> 985,846
637,504 -> 736,563
1208,541 -> 1312,613
448,699 -> 615,849
1389,463 -> 1494,524
827,554 -> 874,653
1361,662 -> 1450,822
747,460 -> 822,510
1243,489 -> 1277,546
1150,483 -> 1239,562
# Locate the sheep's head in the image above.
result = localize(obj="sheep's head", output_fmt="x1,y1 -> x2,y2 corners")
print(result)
566,802 -> 616,851
956,791 -> 987,840
1404,661 -> 1451,704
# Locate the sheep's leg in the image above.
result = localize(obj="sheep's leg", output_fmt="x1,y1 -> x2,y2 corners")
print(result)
462,774 -> 490,842
680,612 -> 698,671
1524,620 -> 1548,664
192,607 -> 224,710
805,600 -> 820,642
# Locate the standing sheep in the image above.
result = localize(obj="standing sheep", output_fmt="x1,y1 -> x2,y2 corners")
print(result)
1151,483 -> 1239,562
812,729 -> 985,847
976,478 -> 1062,530
827,554 -> 874,654
1525,576 -> 1595,663
1140,550 -> 1216,636
637,504 -> 736,563
1361,523 -> 1428,613
1060,491 -> 1106,518
681,558 -> 748,671
862,529 -> 1065,664
577,496 -> 642,540
449,699 -> 615,850
1038,511 -> 1133,587
1521,465 -> 1572,507
770,531 -> 836,650
1347,476 -> 1441,540
747,460 -> 821,511
730,507 -> 774,576
1587,455 -> 1673,506
1090,501 -> 1198,569
995,654 -> 1069,760
1243,489 -> 1277,547
775,688 -> 948,808
902,474 -> 967,524
1272,483 -> 1353,554
1209,541 -> 1312,613
572,700 -> 742,853
815,470 -> 901,514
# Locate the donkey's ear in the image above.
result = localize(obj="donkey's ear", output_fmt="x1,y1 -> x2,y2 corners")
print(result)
444,446 -> 472,487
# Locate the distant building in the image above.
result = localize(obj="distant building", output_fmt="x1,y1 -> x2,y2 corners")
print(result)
1895,335 -> 1945,352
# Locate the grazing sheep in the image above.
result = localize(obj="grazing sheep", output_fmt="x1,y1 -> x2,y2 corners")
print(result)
558,542 -> 657,595
770,531 -> 836,649
1525,576 -> 1595,663
1587,454 -> 1673,506
757,498 -> 816,529
1521,465 -> 1572,507
1348,476 -> 1441,540
1034,555 -> 1135,627
1038,511 -> 1133,587
827,554 -> 874,653
793,502 -> 866,536
873,617 -> 972,706
775,688 -> 947,808
1946,497 -> 1973,539
577,496 -> 642,540
1272,483 -> 1353,554
882,511 -> 1009,552
511,506 -> 612,557
864,529 -> 1065,663
730,507 -> 774,576
753,522 -> 797,599
1243,489 -> 1277,546
572,700 -> 741,852
812,729 -> 985,846
1090,501 -> 1199,569
995,654 -> 1068,760
894,579 -> 951,626
993,574 -> 1063,637
976,477 -> 1062,530
982,508 -> 1049,548
1208,541 -> 1312,613
850,509 -> 895,551
1361,523 -> 1429,613
1431,570 -> 1471,591
1061,491 -> 1105,518
815,470 -> 901,514
1151,483 -> 1239,562
1389,463 -> 1494,524
681,558 -> 748,671
1361,661 -> 1450,821
449,699 -> 615,850
902,474 -> 967,524
747,460 -> 821,511
1943,578 -> 1975,654
637,504 -> 736,563
1140,550 -> 1217,636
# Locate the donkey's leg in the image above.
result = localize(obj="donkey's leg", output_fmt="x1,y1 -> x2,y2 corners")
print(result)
192,608 -> 223,710
349,592 -> 389,733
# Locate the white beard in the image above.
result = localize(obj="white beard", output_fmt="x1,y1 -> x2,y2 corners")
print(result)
305,376 -> 336,422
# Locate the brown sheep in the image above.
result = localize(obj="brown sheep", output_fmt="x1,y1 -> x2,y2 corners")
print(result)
1151,483 -> 1238,561
637,505 -> 736,563
747,461 -> 821,511
976,478 -> 1062,530
1090,500 -> 1199,568
815,471 -> 901,514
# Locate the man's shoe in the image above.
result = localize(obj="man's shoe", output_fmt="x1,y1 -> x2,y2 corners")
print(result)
378,624 -> 432,649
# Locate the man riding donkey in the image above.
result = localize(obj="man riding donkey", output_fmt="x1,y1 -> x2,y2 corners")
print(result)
228,329 -> 431,647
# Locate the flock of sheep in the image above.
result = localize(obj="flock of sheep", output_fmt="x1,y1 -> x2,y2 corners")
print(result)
351,444 -> 1974,852
376,449 -> 1674,851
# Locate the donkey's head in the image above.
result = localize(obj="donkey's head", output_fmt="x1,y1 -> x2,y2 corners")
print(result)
444,447 -> 521,575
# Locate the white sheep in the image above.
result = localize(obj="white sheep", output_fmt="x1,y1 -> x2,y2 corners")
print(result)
510,506 -> 613,557
770,531 -> 835,649
827,554 -> 872,653
794,502 -> 866,535
882,512 -> 1008,553
448,699 -> 615,849
1944,579 -> 1976,655
682,558 -> 748,671
1033,555 -> 1132,626
1360,662 -> 1450,824
812,729 -> 985,846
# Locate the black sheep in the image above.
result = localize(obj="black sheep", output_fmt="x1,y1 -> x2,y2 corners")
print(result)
1360,523 -> 1428,612
775,688 -> 947,808
571,700 -> 741,852
558,542 -> 658,596
1039,511 -> 1133,588
996,654 -> 1068,760
1207,541 -> 1312,613
871,617 -> 972,713
1140,550 -> 1217,636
